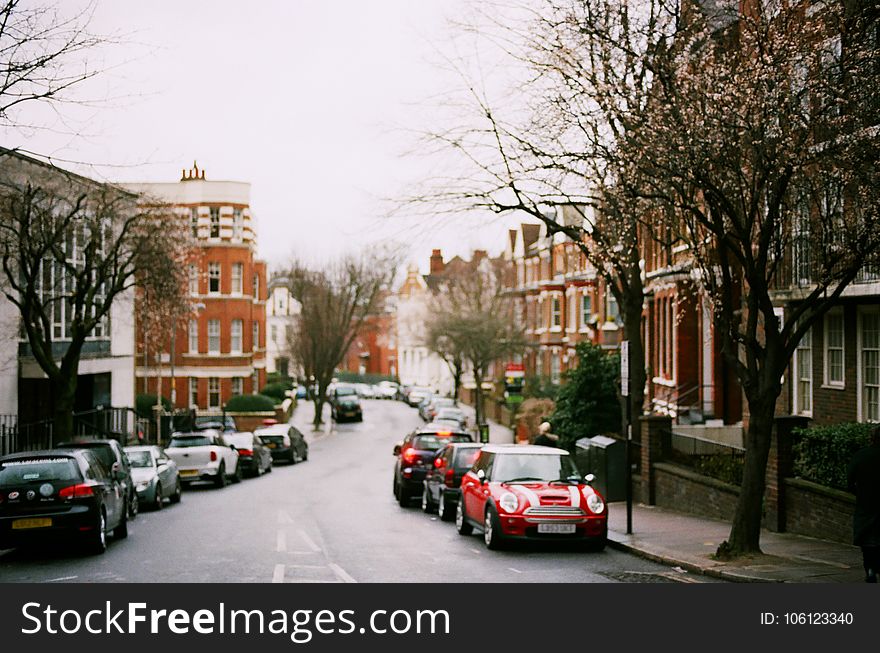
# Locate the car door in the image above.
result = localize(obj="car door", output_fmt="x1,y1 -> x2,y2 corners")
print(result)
289,427 -> 305,457
156,448 -> 174,496
461,452 -> 491,522
86,454 -> 122,528
429,446 -> 452,503
217,434 -> 239,472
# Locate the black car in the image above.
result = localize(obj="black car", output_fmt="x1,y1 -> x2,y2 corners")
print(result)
330,386 -> 363,422
422,442 -> 483,521
253,423 -> 309,464
225,432 -> 273,477
392,423 -> 473,507
0,449 -> 128,554
56,439 -> 138,520
193,414 -> 237,432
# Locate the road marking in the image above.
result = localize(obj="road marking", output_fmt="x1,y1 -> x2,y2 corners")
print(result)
508,567 -> 522,574
272,564 -> 285,583
469,548 -> 481,555
47,576 -> 78,582
328,563 -> 357,583
276,530 -> 287,552
298,530 -> 321,553
278,510 -> 294,524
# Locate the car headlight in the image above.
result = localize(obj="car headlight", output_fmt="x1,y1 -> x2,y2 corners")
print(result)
136,481 -> 151,492
583,489 -> 605,514
499,492 -> 519,513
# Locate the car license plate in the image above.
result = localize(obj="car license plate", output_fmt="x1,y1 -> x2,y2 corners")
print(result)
180,470 -> 198,477
12,518 -> 52,530
537,523 -> 576,534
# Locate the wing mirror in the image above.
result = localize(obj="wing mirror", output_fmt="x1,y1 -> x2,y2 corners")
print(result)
476,469 -> 487,484
230,444 -> 237,451
584,473 -> 595,485
111,461 -> 125,481
393,443 -> 402,456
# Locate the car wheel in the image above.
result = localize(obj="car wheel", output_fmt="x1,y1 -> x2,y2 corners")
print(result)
232,463 -> 243,483
266,460 -> 273,473
170,480 -> 182,504
154,484 -> 163,510
128,492 -> 138,520
301,446 -> 308,462
438,494 -> 454,522
421,485 -> 435,514
484,506 -> 504,550
455,501 -> 473,535
86,510 -> 108,555
215,463 -> 227,488
397,485 -> 411,508
392,477 -> 400,500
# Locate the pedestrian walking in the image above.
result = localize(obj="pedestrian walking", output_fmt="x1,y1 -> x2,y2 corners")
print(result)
533,421 -> 559,448
847,425 -> 880,583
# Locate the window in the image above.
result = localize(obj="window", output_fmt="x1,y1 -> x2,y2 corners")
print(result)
231,377 -> 243,396
253,274 -> 260,299
253,321 -> 260,350
233,208 -> 243,239
208,263 -> 221,294
208,319 -> 220,354
793,328 -> 813,416
231,263 -> 243,294
208,377 -> 220,408
231,319 -> 243,353
189,378 -> 199,408
271,324 -> 278,342
581,294 -> 592,328
606,294 -> 620,322
860,310 -> 880,422
551,296 -> 561,329
824,311 -> 844,387
188,320 -> 198,353
209,207 -> 220,238
551,352 -> 561,384
252,370 -> 259,395
188,264 -> 199,295
190,207 -> 199,237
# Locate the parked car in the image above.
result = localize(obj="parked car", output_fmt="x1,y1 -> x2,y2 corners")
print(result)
254,423 -> 309,464
392,424 -> 473,507
420,396 -> 456,422
422,442 -> 483,521
330,385 -> 363,422
164,430 -> 242,488
0,449 -> 128,554
193,414 -> 237,432
56,438 -> 138,520
397,384 -> 412,402
456,444 -> 608,551
406,387 -> 433,407
376,381 -> 398,399
225,432 -> 273,477
124,445 -> 182,510
434,407 -> 468,430
355,383 -> 377,399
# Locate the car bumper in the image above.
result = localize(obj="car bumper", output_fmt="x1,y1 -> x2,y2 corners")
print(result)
268,447 -> 294,461
135,484 -> 159,504
177,466 -> 222,482
0,505 -> 98,547
496,514 -> 607,541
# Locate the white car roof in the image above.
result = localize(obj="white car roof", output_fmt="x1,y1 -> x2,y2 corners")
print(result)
481,444 -> 569,456
254,424 -> 290,434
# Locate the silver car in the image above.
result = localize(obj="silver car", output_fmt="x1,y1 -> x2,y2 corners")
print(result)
124,445 -> 182,510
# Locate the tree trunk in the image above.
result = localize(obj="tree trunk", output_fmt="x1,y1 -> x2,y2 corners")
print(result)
474,369 -> 486,441
51,375 -> 77,444
623,294 -> 647,443
722,395 -> 776,556
312,397 -> 325,428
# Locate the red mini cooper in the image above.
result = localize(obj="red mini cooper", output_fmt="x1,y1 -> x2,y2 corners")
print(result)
456,444 -> 607,551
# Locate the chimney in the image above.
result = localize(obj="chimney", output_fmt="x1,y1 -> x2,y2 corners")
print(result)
429,249 -> 444,275
472,249 -> 488,262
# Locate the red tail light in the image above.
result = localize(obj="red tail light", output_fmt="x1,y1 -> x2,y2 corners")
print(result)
402,447 -> 417,464
59,483 -> 96,499
237,449 -> 253,457
434,457 -> 445,468
210,451 -> 218,462
444,469 -> 456,487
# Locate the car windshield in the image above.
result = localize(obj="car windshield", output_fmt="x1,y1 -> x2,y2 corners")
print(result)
491,453 -> 579,483
0,457 -> 80,486
454,448 -> 481,468
168,436 -> 213,448
126,451 -> 154,468
225,433 -> 254,448
335,387 -> 356,396
412,434 -> 470,450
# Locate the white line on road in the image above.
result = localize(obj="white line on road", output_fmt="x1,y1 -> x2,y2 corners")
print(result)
272,564 -> 285,583
328,563 -> 357,584
276,530 -> 287,553
298,530 -> 321,553
469,548 -> 481,555
47,576 -> 78,582
508,568 -> 522,574
277,510 -> 294,524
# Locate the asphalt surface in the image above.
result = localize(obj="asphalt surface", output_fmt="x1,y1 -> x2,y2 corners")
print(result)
0,400 -> 723,583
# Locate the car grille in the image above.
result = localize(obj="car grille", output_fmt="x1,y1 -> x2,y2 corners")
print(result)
523,506 -> 585,516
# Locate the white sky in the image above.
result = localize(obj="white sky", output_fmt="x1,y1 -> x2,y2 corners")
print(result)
4,0 -> 532,275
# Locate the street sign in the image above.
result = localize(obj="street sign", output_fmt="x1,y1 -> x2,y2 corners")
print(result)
620,340 -> 629,397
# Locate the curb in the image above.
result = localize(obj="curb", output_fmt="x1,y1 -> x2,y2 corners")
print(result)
606,535 -> 777,583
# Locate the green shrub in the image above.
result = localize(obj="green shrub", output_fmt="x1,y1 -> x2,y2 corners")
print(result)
792,422 -> 875,491
260,382 -> 292,402
225,394 -> 277,412
266,373 -> 294,386
334,371 -> 399,385
136,394 -> 171,418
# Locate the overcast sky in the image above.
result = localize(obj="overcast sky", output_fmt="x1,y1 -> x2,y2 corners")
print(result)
4,0 -> 531,275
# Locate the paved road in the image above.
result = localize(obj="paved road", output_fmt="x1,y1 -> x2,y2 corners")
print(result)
0,400 -> 722,583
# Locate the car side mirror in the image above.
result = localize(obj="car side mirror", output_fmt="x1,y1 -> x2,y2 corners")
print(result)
230,444 -> 237,451
476,469 -> 486,484
393,443 -> 402,456
584,473 -> 595,485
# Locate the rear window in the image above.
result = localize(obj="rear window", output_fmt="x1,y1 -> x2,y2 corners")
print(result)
335,387 -> 356,396
0,458 -> 81,486
454,448 -> 481,468
412,434 -> 471,450
57,443 -> 115,470
169,436 -> 213,448
225,434 -> 254,448
258,434 -> 286,444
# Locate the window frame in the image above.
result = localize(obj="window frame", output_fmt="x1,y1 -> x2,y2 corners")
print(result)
823,309 -> 845,388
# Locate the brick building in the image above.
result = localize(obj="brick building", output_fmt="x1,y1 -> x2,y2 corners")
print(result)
341,292 -> 398,378
123,163 -> 267,411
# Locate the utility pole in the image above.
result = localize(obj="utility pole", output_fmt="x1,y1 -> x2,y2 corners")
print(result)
621,340 -> 632,535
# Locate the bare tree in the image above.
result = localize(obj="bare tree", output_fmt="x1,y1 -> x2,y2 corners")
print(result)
429,255 -> 525,431
0,149 -> 187,439
424,317 -> 466,402
631,2 -> 880,555
284,251 -> 397,428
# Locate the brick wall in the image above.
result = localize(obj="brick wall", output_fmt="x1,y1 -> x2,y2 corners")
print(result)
653,462 -> 739,521
784,478 -> 855,544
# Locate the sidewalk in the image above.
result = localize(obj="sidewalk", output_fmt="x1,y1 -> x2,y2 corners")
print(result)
607,502 -> 865,583
455,403 -> 515,444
